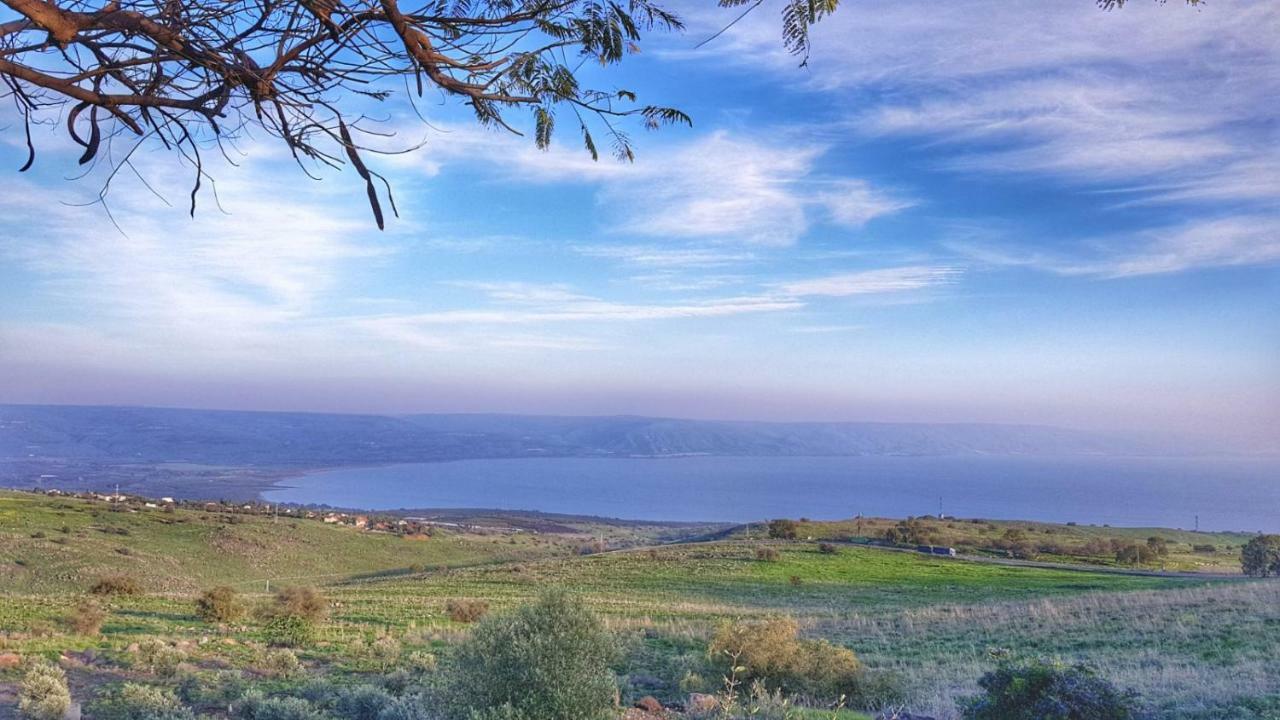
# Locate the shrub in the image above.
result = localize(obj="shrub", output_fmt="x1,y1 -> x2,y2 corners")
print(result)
69,600 -> 106,635
376,696 -> 437,720
263,615 -> 316,647
406,651 -> 438,673
367,635 -> 402,668
261,648 -> 302,678
1115,543 -> 1156,566
270,586 -> 328,622
959,660 -> 1140,720
176,670 -> 247,709
18,661 -> 71,720
232,692 -> 327,720
196,586 -> 247,623
448,591 -> 618,720
334,685 -> 395,720
708,616 -> 866,703
816,542 -> 837,555
88,683 -> 195,720
767,519 -> 799,540
136,639 -> 187,677
755,547 -> 781,562
445,598 -> 490,623
1192,544 -> 1217,553
788,575 -> 802,586
91,574 -> 143,596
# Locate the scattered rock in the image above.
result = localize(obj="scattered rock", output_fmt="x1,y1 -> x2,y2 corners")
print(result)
635,696 -> 664,713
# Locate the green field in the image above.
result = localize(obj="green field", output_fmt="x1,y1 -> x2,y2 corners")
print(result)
1,491 -> 1277,720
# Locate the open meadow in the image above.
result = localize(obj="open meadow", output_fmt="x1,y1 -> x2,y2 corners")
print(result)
1,491 -> 1277,720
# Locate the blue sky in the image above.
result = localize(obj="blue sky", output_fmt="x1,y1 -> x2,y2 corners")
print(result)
0,0 -> 1276,449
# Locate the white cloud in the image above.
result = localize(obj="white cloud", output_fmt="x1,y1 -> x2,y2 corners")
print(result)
682,0 -> 1279,212
955,215 -> 1280,278
775,266 -> 959,297
414,126 -> 910,245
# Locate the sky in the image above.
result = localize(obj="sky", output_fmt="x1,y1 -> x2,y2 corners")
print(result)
0,0 -> 1277,450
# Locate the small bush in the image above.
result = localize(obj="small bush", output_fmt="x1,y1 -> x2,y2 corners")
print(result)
263,615 -> 316,647
69,600 -> 107,635
88,683 -> 195,720
269,586 -> 328,622
232,692 -> 327,720
18,661 -> 71,720
816,542 -> 837,555
367,635 -> 402,668
708,616 -> 878,705
196,586 -> 247,623
136,639 -> 187,677
91,574 -> 143,596
448,591 -> 618,720
261,648 -> 302,678
446,598 -> 490,623
755,547 -> 781,562
334,685 -> 395,720
788,575 -> 802,586
960,660 -> 1140,720
406,651 -> 438,674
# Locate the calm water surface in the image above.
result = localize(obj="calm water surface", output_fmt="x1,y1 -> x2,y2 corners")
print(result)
262,455 -> 1280,532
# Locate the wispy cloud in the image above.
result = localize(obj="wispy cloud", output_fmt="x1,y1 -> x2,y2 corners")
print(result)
955,216 -> 1280,278
774,266 -> 960,297
415,127 -> 911,245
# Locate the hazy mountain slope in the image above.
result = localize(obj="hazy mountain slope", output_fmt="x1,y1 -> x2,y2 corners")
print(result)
0,404 -> 1170,471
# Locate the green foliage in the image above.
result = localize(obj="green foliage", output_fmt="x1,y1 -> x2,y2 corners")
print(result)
1116,543 -> 1157,566
261,648 -> 302,678
196,585 -> 247,623
768,519 -> 799,540
263,615 -> 317,647
960,660 -> 1141,720
233,692 -> 328,720
1241,535 -> 1280,577
87,683 -> 195,720
18,661 -> 71,720
447,591 -> 619,720
330,685 -> 395,720
136,638 -> 187,677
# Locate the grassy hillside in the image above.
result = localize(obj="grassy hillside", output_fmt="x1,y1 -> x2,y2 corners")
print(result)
746,515 -> 1254,573
1,491 -> 1276,720
0,491 -> 576,594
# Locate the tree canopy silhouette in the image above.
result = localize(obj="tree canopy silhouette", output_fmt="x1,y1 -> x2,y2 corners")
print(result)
0,0 -> 1199,226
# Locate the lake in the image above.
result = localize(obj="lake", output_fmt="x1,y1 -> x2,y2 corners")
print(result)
262,455 -> 1280,532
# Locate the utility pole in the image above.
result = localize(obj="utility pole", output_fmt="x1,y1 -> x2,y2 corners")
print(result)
1195,515 -> 1199,532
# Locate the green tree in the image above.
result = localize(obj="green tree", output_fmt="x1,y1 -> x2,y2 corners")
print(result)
1241,535 -> 1280,577
447,591 -> 618,720
768,519 -> 800,540
960,660 -> 1140,720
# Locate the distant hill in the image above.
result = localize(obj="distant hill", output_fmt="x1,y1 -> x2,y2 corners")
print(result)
0,404 -> 1178,471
